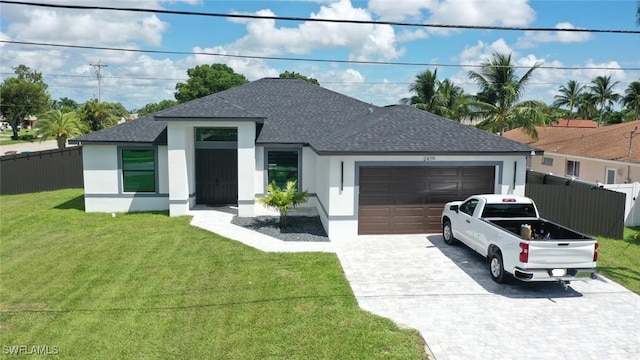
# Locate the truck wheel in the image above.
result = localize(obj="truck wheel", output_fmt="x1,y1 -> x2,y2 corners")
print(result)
489,251 -> 506,283
442,220 -> 456,245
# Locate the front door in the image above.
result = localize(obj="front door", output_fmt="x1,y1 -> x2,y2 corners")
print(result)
195,149 -> 238,205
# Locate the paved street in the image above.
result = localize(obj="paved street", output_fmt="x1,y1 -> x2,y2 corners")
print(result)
0,139 -> 75,155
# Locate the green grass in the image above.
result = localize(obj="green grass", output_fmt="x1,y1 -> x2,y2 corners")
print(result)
0,189 -> 427,359
596,227 -> 640,294
0,130 -> 38,145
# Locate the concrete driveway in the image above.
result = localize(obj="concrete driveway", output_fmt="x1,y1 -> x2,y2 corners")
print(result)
335,234 -> 640,360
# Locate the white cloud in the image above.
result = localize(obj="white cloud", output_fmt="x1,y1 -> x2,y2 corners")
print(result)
7,8 -> 167,47
369,0 -> 535,26
0,0 -> 203,47
456,39 -> 515,69
227,0 -> 403,61
184,46 -> 279,81
516,22 -> 593,48
396,29 -> 429,42
368,0 -> 436,21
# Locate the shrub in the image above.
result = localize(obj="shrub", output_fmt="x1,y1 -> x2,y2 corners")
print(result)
258,181 -> 309,228
19,134 -> 36,141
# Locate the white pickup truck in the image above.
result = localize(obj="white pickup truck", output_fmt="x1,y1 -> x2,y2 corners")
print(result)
441,194 -> 598,284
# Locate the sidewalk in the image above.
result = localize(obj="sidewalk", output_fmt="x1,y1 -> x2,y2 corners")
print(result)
0,140 -> 76,155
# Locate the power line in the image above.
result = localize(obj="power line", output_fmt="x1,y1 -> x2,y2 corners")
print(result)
3,40 -> 640,72
1,72 -> 636,87
2,0 -> 639,34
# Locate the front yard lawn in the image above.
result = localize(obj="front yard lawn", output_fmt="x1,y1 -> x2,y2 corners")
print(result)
596,227 -> 640,294
0,189 -> 427,359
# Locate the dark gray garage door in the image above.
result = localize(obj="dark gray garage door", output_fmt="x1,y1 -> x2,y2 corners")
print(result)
358,166 -> 495,234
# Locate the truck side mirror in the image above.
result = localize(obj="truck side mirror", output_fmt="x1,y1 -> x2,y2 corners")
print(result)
450,205 -> 459,213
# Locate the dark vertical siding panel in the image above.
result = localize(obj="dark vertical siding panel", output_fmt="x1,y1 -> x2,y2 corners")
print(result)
526,183 -> 625,239
0,147 -> 83,195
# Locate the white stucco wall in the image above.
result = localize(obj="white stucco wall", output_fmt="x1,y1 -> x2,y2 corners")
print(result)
83,145 -> 118,195
312,154 -> 332,232
165,120 -> 256,217
237,122 -> 256,216
168,123 -> 192,216
82,144 -> 170,213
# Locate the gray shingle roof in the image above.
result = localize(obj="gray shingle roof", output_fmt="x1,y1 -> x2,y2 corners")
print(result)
75,78 -> 535,154
312,105 -> 535,154
154,93 -> 263,119
70,115 -> 166,144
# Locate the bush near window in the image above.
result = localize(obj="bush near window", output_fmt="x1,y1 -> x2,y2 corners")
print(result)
258,180 -> 309,228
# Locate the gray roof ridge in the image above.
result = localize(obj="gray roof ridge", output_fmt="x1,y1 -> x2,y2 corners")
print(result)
154,91 -> 263,118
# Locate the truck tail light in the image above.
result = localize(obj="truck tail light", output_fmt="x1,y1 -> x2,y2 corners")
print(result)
593,242 -> 599,262
519,243 -> 529,263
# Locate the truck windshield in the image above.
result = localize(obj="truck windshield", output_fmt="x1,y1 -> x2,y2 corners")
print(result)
481,203 -> 537,218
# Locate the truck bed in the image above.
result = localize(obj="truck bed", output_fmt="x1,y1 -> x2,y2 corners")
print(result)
486,219 -> 591,241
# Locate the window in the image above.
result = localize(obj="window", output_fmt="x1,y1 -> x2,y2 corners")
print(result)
460,199 -> 479,216
566,160 -> 580,177
606,168 -> 616,184
542,157 -> 553,166
122,149 -> 156,192
482,204 -> 537,218
195,128 -> 237,141
267,150 -> 299,189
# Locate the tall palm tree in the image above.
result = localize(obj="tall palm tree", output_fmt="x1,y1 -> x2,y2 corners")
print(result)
401,69 -> 440,112
433,79 -> 470,121
35,109 -> 89,148
553,80 -> 585,120
575,92 -> 597,120
467,52 -> 545,138
590,75 -> 621,126
622,80 -> 640,120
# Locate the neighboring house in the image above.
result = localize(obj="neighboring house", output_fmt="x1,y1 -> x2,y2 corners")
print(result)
70,78 -> 536,238
504,120 -> 640,185
551,119 -> 598,128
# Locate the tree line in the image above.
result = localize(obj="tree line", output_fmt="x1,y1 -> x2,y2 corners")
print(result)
0,64 -> 318,148
402,52 -> 640,140
1,55 -> 638,148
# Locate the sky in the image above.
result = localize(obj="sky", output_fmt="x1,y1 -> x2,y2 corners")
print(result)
0,0 -> 639,112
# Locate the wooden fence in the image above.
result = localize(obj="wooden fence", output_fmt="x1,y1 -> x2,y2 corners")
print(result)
0,147 -> 83,195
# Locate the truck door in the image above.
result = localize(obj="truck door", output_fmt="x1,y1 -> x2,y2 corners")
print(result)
457,198 -> 480,249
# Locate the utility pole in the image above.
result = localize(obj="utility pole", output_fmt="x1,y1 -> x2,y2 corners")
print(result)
628,126 -> 638,157
89,61 -> 108,102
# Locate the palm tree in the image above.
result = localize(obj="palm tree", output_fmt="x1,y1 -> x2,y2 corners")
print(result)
401,69 -> 470,120
590,75 -> 621,126
553,80 -> 585,120
467,52 -> 545,138
576,92 -> 598,120
622,80 -> 640,120
35,109 -> 89,148
401,69 -> 440,112
433,79 -> 471,121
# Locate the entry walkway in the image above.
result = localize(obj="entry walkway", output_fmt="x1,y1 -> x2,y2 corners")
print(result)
190,208 -> 640,360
